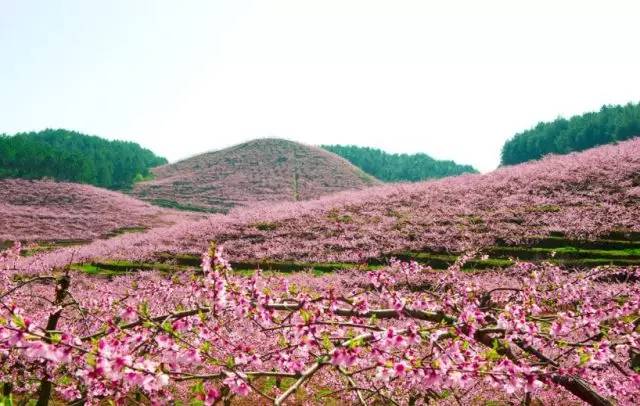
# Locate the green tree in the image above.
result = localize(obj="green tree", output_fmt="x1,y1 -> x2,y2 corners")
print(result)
0,129 -> 167,189
501,102 -> 640,165
322,145 -> 477,182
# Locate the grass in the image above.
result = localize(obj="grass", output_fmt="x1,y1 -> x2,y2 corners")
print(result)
103,226 -> 148,238
66,233 -> 640,277
326,209 -> 353,223
11,226 -> 148,256
69,256 -> 376,277
150,198 -> 222,213
530,236 -> 640,250
487,246 -> 640,260
253,221 -> 278,231
389,251 -> 514,270
20,239 -> 90,256
526,204 -> 562,213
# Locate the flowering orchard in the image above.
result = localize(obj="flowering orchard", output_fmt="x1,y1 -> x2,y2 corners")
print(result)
0,179 -> 196,242
2,242 -> 639,404
20,138 -> 640,272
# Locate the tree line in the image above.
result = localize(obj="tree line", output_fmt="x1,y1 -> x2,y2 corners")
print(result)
501,102 -> 640,165
322,144 -> 477,182
0,129 -> 167,190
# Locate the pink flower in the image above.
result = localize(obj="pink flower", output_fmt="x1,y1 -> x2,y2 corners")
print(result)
331,348 -> 357,368
393,361 -> 409,376
57,386 -> 81,401
224,376 -> 250,396
203,385 -> 221,405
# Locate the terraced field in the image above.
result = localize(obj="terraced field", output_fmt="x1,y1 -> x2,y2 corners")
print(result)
0,226 -> 151,257
66,231 -> 640,277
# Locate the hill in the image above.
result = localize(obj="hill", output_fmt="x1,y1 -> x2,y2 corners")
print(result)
7,141 -> 640,406
322,144 -> 477,181
131,138 -> 380,212
28,137 -> 640,269
501,102 -> 640,165
0,129 -> 167,189
0,179 -> 196,242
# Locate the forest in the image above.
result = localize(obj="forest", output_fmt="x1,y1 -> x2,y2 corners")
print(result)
501,102 -> 640,165
322,144 -> 477,182
0,129 -> 167,189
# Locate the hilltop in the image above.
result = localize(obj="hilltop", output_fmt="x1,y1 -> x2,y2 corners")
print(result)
501,102 -> 640,165
131,138 -> 379,212
322,144 -> 477,181
0,129 -> 167,189
0,179 -> 197,242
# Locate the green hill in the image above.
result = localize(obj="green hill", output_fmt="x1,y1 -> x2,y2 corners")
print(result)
501,102 -> 640,165
321,144 -> 477,182
0,129 -> 167,189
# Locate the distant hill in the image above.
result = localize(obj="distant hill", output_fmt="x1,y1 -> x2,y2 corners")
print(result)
0,129 -> 167,189
0,179 -> 195,242
131,138 -> 380,213
44,138 -> 640,267
501,102 -> 640,165
322,145 -> 477,182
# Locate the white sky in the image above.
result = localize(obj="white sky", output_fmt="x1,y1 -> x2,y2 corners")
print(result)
1,0 -> 640,172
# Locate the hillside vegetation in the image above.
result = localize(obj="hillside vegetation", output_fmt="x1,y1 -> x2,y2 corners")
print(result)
132,138 -> 380,213
29,138 -> 640,268
323,144 -> 477,181
0,179 -> 196,242
501,102 -> 640,165
0,129 -> 167,189
7,139 -> 640,406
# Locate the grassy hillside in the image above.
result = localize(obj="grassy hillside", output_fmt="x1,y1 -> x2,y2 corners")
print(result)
501,102 -> 640,165
0,129 -> 167,189
0,179 -> 198,242
322,144 -> 477,181
132,138 -> 380,213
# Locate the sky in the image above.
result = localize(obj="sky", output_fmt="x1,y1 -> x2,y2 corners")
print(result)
1,0 -> 640,172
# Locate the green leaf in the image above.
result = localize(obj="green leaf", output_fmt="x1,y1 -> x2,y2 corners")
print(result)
278,334 -> 289,348
86,353 -> 96,367
262,376 -> 277,393
630,350 -> 640,372
138,301 -> 150,318
11,314 -> 25,330
161,320 -> 173,333
300,309 -> 312,324
321,333 -> 334,351
578,351 -> 590,366
50,333 -> 62,344
483,348 -> 501,362
369,313 -> 378,325
0,393 -> 14,406
191,381 -> 204,394
200,341 -> 211,353
348,337 -> 364,349
315,388 -> 334,400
